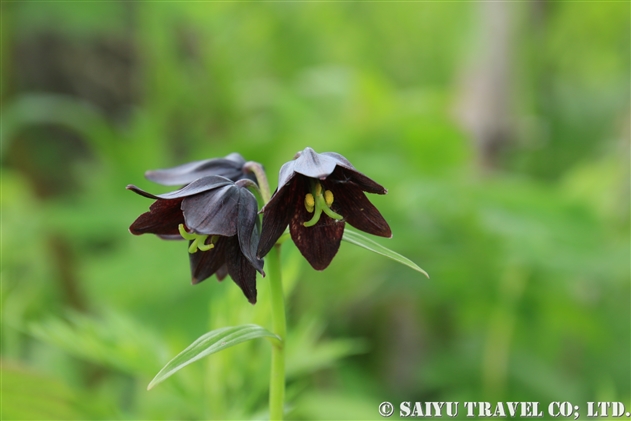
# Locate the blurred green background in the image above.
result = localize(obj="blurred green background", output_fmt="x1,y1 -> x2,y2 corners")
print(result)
2,2 -> 629,420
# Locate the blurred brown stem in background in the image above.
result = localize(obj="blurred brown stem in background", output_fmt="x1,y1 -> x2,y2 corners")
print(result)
455,1 -> 516,172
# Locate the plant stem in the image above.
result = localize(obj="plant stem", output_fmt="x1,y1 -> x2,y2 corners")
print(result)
244,161 -> 271,204
246,160 -> 285,419
267,244 -> 286,420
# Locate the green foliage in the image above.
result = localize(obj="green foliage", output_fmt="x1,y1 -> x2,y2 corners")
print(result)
29,311 -> 166,376
2,1 -> 629,420
148,324 -> 280,390
342,229 -> 429,278
2,363 -> 85,420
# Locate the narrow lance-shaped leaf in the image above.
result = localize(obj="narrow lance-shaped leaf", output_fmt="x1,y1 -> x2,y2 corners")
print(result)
148,324 -> 281,390
342,229 -> 429,278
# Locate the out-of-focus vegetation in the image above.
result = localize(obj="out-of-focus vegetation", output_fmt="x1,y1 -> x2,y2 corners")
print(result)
2,2 -> 629,420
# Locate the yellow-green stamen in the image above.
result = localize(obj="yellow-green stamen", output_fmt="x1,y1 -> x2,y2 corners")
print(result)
324,190 -> 334,207
303,182 -> 343,227
314,182 -> 322,196
305,193 -> 315,213
178,224 -> 215,253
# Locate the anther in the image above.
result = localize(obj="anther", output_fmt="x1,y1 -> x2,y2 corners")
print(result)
305,193 -> 315,213
324,190 -> 334,207
302,184 -> 343,227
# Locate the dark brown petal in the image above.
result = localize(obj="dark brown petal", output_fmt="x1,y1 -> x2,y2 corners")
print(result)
327,182 -> 392,238
129,198 -> 184,236
257,177 -> 304,258
216,264 -> 228,281
189,237 -> 227,284
225,236 -> 258,304
290,201 -> 345,271
145,153 -> 250,186
328,166 -> 387,195
181,184 -> 239,236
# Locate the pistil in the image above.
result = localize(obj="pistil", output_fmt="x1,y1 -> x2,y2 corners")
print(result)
303,182 -> 343,227
178,224 -> 215,253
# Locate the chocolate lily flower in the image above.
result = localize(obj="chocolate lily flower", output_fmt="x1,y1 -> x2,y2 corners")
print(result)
144,153 -> 256,186
257,147 -> 391,270
127,175 -> 264,304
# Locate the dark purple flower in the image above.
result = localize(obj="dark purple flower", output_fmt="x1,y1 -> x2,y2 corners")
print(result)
127,175 -> 264,304
144,153 -> 256,186
257,147 -> 391,270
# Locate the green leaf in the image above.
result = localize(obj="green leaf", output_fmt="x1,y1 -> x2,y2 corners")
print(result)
148,324 -> 280,390
342,229 -> 429,278
1,362 -> 81,420
28,311 -> 166,376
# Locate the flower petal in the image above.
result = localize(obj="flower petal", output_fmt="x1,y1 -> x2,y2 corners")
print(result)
127,175 -> 233,201
181,184 -> 239,236
216,264 -> 228,281
236,187 -> 265,274
225,236 -> 258,304
129,198 -> 184,236
320,151 -> 353,167
189,237 -> 227,284
326,165 -> 387,195
290,202 -> 345,270
257,177 -> 303,258
327,182 -> 392,238
292,147 -> 339,179
145,153 -> 252,186
277,160 -> 297,191
157,234 -> 185,240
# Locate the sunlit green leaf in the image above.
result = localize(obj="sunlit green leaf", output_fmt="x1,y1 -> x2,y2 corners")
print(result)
342,229 -> 429,278
148,324 -> 280,390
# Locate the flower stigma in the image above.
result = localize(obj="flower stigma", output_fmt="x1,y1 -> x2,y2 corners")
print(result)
303,182 -> 343,227
178,224 -> 215,253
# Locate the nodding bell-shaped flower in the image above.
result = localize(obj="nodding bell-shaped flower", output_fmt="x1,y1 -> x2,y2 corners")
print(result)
144,153 -> 256,186
257,147 -> 391,270
127,175 -> 264,304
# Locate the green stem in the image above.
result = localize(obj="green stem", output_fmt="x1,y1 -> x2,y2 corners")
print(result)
244,161 -> 271,204
245,160 -> 285,419
267,244 -> 286,420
